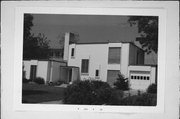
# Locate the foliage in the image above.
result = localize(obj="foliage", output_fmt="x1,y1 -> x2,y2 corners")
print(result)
23,14 -> 50,59
34,77 -> 45,84
63,80 -> 122,105
58,32 -> 79,48
114,73 -> 129,91
120,93 -> 157,106
22,78 -> 29,83
128,16 -> 158,54
147,83 -> 157,94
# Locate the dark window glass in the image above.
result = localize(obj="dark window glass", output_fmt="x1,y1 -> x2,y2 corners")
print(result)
141,76 -> 143,80
134,76 -> 136,79
144,76 -> 146,80
71,48 -> 74,57
108,47 -> 121,64
147,76 -> 150,80
81,59 -> 89,73
95,70 -> 99,77
131,76 -> 133,79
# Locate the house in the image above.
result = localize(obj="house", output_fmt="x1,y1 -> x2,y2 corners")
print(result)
23,32 -> 157,90
65,33 -> 157,90
23,33 -> 80,84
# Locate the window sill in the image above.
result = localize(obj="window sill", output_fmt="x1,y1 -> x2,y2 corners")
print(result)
71,56 -> 75,59
81,73 -> 89,76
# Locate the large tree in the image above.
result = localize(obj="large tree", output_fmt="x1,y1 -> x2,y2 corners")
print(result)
128,16 -> 158,54
23,14 -> 50,59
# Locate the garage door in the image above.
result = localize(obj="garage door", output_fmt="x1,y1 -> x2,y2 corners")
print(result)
107,70 -> 120,87
129,71 -> 151,90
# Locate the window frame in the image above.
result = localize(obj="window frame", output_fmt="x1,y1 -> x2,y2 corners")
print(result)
108,47 -> 121,64
81,59 -> 89,74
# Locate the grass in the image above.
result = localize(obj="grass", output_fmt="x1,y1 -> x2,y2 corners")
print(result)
22,83 -> 66,103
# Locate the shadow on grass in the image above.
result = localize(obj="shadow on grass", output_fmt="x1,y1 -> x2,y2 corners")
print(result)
22,90 -> 48,95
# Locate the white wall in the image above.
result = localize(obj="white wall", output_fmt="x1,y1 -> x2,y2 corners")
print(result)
37,61 -> 48,82
23,60 -> 38,80
23,60 -> 31,79
68,43 -> 131,82
128,65 -> 156,90
120,43 -> 130,77
68,43 -> 109,82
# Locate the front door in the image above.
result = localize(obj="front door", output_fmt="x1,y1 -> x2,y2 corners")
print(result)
30,65 -> 37,81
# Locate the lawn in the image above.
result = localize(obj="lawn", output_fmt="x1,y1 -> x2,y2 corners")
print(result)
22,83 -> 66,103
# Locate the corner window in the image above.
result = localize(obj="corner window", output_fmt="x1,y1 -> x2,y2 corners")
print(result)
81,59 -> 89,74
108,47 -> 121,64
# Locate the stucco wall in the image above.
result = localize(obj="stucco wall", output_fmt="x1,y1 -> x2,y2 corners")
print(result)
68,42 -> 132,82
120,43 -> 129,77
37,61 -> 48,82
68,43 -> 109,82
51,61 -> 67,82
128,65 -> 156,90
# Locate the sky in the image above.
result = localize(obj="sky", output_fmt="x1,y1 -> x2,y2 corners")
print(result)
30,14 -> 157,64
31,14 -> 138,49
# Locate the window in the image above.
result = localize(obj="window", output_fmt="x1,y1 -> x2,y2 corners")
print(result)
71,48 -> 74,57
131,75 -> 133,79
108,47 -> 121,64
81,59 -> 89,73
147,76 -> 150,80
95,70 -> 99,77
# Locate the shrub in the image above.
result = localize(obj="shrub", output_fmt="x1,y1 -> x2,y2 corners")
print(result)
119,93 -> 157,106
114,73 -> 129,91
22,78 -> 29,83
63,80 -> 122,105
147,83 -> 157,94
34,77 -> 45,84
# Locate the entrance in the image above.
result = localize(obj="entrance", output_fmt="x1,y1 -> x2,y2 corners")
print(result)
30,65 -> 37,81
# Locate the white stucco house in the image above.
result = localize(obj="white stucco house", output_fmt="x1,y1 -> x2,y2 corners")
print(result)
23,32 -> 157,90
67,42 -> 156,90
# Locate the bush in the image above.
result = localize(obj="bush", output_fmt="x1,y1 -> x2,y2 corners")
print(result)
114,73 -> 129,91
34,77 -> 45,84
22,78 -> 29,83
147,83 -> 157,94
119,93 -> 157,106
63,80 -> 122,105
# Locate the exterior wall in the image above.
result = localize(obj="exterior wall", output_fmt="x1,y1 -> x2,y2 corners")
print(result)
23,60 -> 66,83
51,61 -> 66,82
23,60 -> 38,80
128,65 -> 156,90
129,43 -> 144,65
120,43 -> 130,77
68,43 -> 109,82
36,61 -> 48,82
68,43 -> 130,82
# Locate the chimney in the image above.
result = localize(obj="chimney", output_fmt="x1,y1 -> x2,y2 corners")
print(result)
63,32 -> 70,61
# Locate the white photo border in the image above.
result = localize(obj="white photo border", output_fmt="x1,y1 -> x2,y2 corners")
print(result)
13,6 -> 166,113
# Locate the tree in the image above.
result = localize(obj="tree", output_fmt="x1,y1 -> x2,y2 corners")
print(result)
58,32 -> 79,48
23,14 -> 50,59
128,16 -> 158,54
114,73 -> 129,91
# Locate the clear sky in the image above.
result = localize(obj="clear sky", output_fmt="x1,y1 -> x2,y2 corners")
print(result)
30,14 -> 157,64
31,14 -> 138,49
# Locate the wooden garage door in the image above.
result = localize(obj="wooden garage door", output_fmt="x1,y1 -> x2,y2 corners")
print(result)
107,70 -> 120,87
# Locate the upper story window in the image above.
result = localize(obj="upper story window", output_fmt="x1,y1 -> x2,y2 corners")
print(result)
81,59 -> 89,74
108,47 -> 121,64
71,48 -> 75,57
